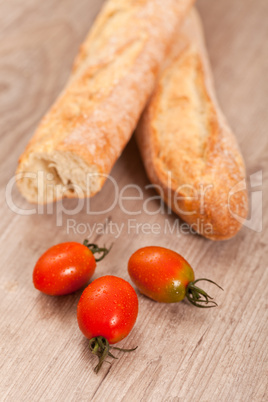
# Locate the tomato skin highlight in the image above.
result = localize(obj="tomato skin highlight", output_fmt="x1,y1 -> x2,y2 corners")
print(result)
77,276 -> 138,344
128,246 -> 195,303
33,242 -> 96,296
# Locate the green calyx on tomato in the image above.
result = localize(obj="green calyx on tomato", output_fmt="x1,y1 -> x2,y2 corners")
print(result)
89,336 -> 137,374
186,278 -> 223,308
83,240 -> 112,262
128,246 -> 223,308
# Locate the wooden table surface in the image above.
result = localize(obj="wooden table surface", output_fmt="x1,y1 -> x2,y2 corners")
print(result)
0,0 -> 267,400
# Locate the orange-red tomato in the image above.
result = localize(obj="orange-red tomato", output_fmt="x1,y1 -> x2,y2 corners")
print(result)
77,275 -> 138,344
128,246 -> 194,303
33,242 -> 96,296
128,246 -> 222,307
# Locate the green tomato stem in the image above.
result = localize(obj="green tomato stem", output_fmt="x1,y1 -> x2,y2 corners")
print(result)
186,278 -> 223,308
89,336 -> 137,373
83,240 -> 113,262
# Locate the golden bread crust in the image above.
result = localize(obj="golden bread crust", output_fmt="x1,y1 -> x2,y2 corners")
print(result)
136,9 -> 248,240
16,0 -> 194,203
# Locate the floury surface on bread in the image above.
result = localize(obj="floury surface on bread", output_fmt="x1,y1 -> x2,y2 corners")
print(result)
136,9 -> 248,240
16,0 -> 194,204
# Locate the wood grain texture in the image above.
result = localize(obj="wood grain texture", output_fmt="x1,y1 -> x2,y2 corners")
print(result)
0,0 -> 267,401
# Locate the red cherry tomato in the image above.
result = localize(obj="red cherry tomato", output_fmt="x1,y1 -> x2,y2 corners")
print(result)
128,246 -> 222,307
77,275 -> 138,343
33,241 -> 109,296
77,275 -> 138,372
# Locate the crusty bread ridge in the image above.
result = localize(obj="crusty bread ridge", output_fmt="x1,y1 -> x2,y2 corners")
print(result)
16,0 -> 194,204
135,9 -> 248,240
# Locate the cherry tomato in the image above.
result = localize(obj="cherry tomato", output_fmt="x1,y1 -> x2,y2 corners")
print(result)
128,246 -> 222,307
77,275 -> 138,343
77,275 -> 138,372
33,241 -> 109,296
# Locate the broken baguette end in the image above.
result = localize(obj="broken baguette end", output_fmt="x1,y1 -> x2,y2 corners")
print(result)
16,151 -> 103,204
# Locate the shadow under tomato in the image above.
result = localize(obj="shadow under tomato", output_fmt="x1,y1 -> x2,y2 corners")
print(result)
34,287 -> 85,324
137,290 -> 210,328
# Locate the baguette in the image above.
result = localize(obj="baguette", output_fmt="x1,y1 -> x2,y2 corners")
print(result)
16,0 -> 194,204
135,9 -> 248,240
